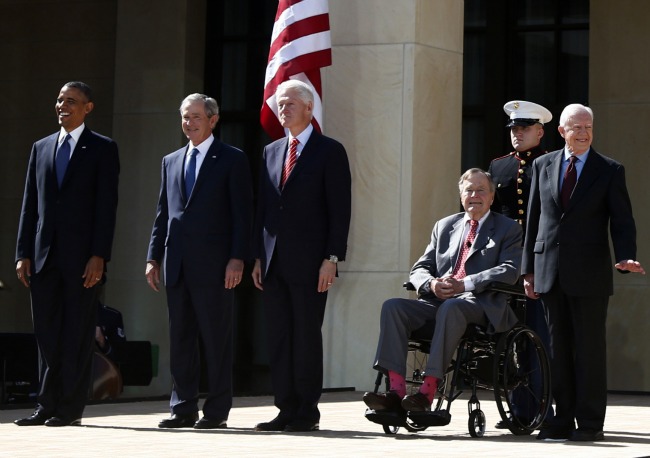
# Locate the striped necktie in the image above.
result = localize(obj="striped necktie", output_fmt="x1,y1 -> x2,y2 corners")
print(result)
281,138 -> 299,188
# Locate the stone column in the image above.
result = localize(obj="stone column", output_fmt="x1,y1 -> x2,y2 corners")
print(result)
322,0 -> 464,390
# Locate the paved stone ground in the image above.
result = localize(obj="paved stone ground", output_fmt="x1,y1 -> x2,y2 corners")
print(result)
1,391 -> 649,457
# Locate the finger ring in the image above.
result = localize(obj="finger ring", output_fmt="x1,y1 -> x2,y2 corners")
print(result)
327,282 -> 332,285
95,277 -> 100,281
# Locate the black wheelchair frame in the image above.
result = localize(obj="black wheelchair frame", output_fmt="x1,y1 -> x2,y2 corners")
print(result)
365,282 -> 551,437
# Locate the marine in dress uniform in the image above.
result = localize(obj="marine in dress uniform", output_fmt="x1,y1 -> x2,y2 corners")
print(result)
488,100 -> 553,429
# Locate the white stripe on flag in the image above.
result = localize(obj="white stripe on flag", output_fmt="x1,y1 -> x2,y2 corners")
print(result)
265,30 -> 331,85
272,0 -> 330,44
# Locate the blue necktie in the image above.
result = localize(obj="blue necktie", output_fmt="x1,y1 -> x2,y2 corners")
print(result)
185,148 -> 198,198
56,134 -> 72,187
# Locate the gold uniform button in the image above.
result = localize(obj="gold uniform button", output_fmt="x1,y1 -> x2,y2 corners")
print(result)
518,199 -> 524,205
517,189 -> 523,195
520,160 -> 526,166
517,178 -> 523,183
518,209 -> 525,215
518,169 -> 524,175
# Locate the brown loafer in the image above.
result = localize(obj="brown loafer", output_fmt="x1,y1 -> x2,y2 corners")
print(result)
401,392 -> 431,412
362,391 -> 403,412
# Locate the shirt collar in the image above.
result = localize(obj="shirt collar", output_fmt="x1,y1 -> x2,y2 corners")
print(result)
189,134 -> 214,157
463,210 -> 490,229
564,147 -> 590,162
59,124 -> 85,145
289,123 -> 314,148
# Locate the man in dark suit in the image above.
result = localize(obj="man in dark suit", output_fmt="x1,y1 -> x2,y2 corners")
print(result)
14,81 -> 120,427
488,100 -> 553,428
523,103 -> 645,442
146,93 -> 252,429
363,169 -> 522,413
252,80 -> 351,432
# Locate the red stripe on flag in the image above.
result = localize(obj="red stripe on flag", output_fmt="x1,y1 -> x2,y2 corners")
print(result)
269,14 -> 330,58
261,0 -> 332,140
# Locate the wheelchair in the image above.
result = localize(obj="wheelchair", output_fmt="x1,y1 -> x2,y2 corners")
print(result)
365,282 -> 551,437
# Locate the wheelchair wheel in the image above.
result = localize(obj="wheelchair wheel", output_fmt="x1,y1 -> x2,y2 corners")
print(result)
493,326 -> 551,436
468,409 -> 486,437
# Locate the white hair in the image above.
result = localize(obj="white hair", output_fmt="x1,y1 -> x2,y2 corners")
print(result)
559,103 -> 593,127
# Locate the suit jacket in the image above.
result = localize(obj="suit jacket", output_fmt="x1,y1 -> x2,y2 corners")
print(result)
16,128 -> 120,273
522,148 -> 637,296
147,139 -> 252,286
410,211 -> 523,333
253,131 -> 351,284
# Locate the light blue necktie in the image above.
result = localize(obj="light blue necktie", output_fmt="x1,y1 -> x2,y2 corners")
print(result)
56,134 -> 72,187
185,148 -> 198,198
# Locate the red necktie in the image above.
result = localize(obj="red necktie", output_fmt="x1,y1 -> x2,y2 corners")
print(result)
561,155 -> 578,210
281,138 -> 299,188
453,219 -> 479,279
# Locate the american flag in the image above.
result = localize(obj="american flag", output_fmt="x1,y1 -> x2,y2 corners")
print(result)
261,0 -> 332,140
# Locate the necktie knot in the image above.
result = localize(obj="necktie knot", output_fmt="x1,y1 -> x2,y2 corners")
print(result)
469,219 -> 478,228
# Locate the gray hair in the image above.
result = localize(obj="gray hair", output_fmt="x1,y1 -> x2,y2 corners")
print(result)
180,93 -> 220,117
458,168 -> 495,193
559,103 -> 593,127
275,80 -> 314,105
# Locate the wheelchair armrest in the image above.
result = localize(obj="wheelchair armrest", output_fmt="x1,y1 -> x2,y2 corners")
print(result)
489,281 -> 526,297
402,281 -> 416,291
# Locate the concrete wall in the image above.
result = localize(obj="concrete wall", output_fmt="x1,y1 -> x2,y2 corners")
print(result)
590,0 -> 650,392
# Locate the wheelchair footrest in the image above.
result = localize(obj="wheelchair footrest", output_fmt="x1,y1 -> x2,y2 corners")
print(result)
365,409 -> 407,427
407,410 -> 452,427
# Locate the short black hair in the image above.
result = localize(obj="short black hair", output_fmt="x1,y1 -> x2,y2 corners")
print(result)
63,81 -> 94,103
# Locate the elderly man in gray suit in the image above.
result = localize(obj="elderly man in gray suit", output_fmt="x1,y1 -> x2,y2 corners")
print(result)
363,168 -> 523,413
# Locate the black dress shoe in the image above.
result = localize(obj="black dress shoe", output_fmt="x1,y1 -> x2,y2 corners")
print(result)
44,417 -> 82,427
569,428 -> 604,442
536,426 -> 573,441
495,419 -> 508,429
193,417 -> 227,429
284,420 -> 319,432
401,392 -> 431,412
362,391 -> 403,412
158,413 -> 199,428
254,415 -> 290,432
14,411 -> 50,426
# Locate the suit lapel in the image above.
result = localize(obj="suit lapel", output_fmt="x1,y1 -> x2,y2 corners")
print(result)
449,217 -> 465,268
188,141 -> 223,204
271,139 -> 289,191
470,213 -> 495,256
566,149 -> 601,211
282,131 -> 321,189
45,133 -> 59,189
545,150 -> 564,209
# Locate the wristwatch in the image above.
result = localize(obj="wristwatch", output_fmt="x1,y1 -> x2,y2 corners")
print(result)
328,255 -> 339,264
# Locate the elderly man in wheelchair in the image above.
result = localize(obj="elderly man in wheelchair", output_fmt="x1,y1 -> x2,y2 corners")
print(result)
363,168 -> 549,437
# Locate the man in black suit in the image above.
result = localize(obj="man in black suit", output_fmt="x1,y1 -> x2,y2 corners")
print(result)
146,93 -> 252,429
15,81 -> 120,427
523,103 -> 645,442
252,80 -> 352,432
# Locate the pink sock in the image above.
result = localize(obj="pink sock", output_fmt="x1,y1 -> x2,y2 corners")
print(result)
419,376 -> 439,404
388,371 -> 406,398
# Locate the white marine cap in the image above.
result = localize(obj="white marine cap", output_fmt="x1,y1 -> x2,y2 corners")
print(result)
504,100 -> 553,127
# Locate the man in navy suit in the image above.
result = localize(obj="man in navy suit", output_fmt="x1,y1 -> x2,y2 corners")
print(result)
146,93 -> 252,429
252,80 -> 351,432
523,103 -> 645,441
14,81 -> 120,427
